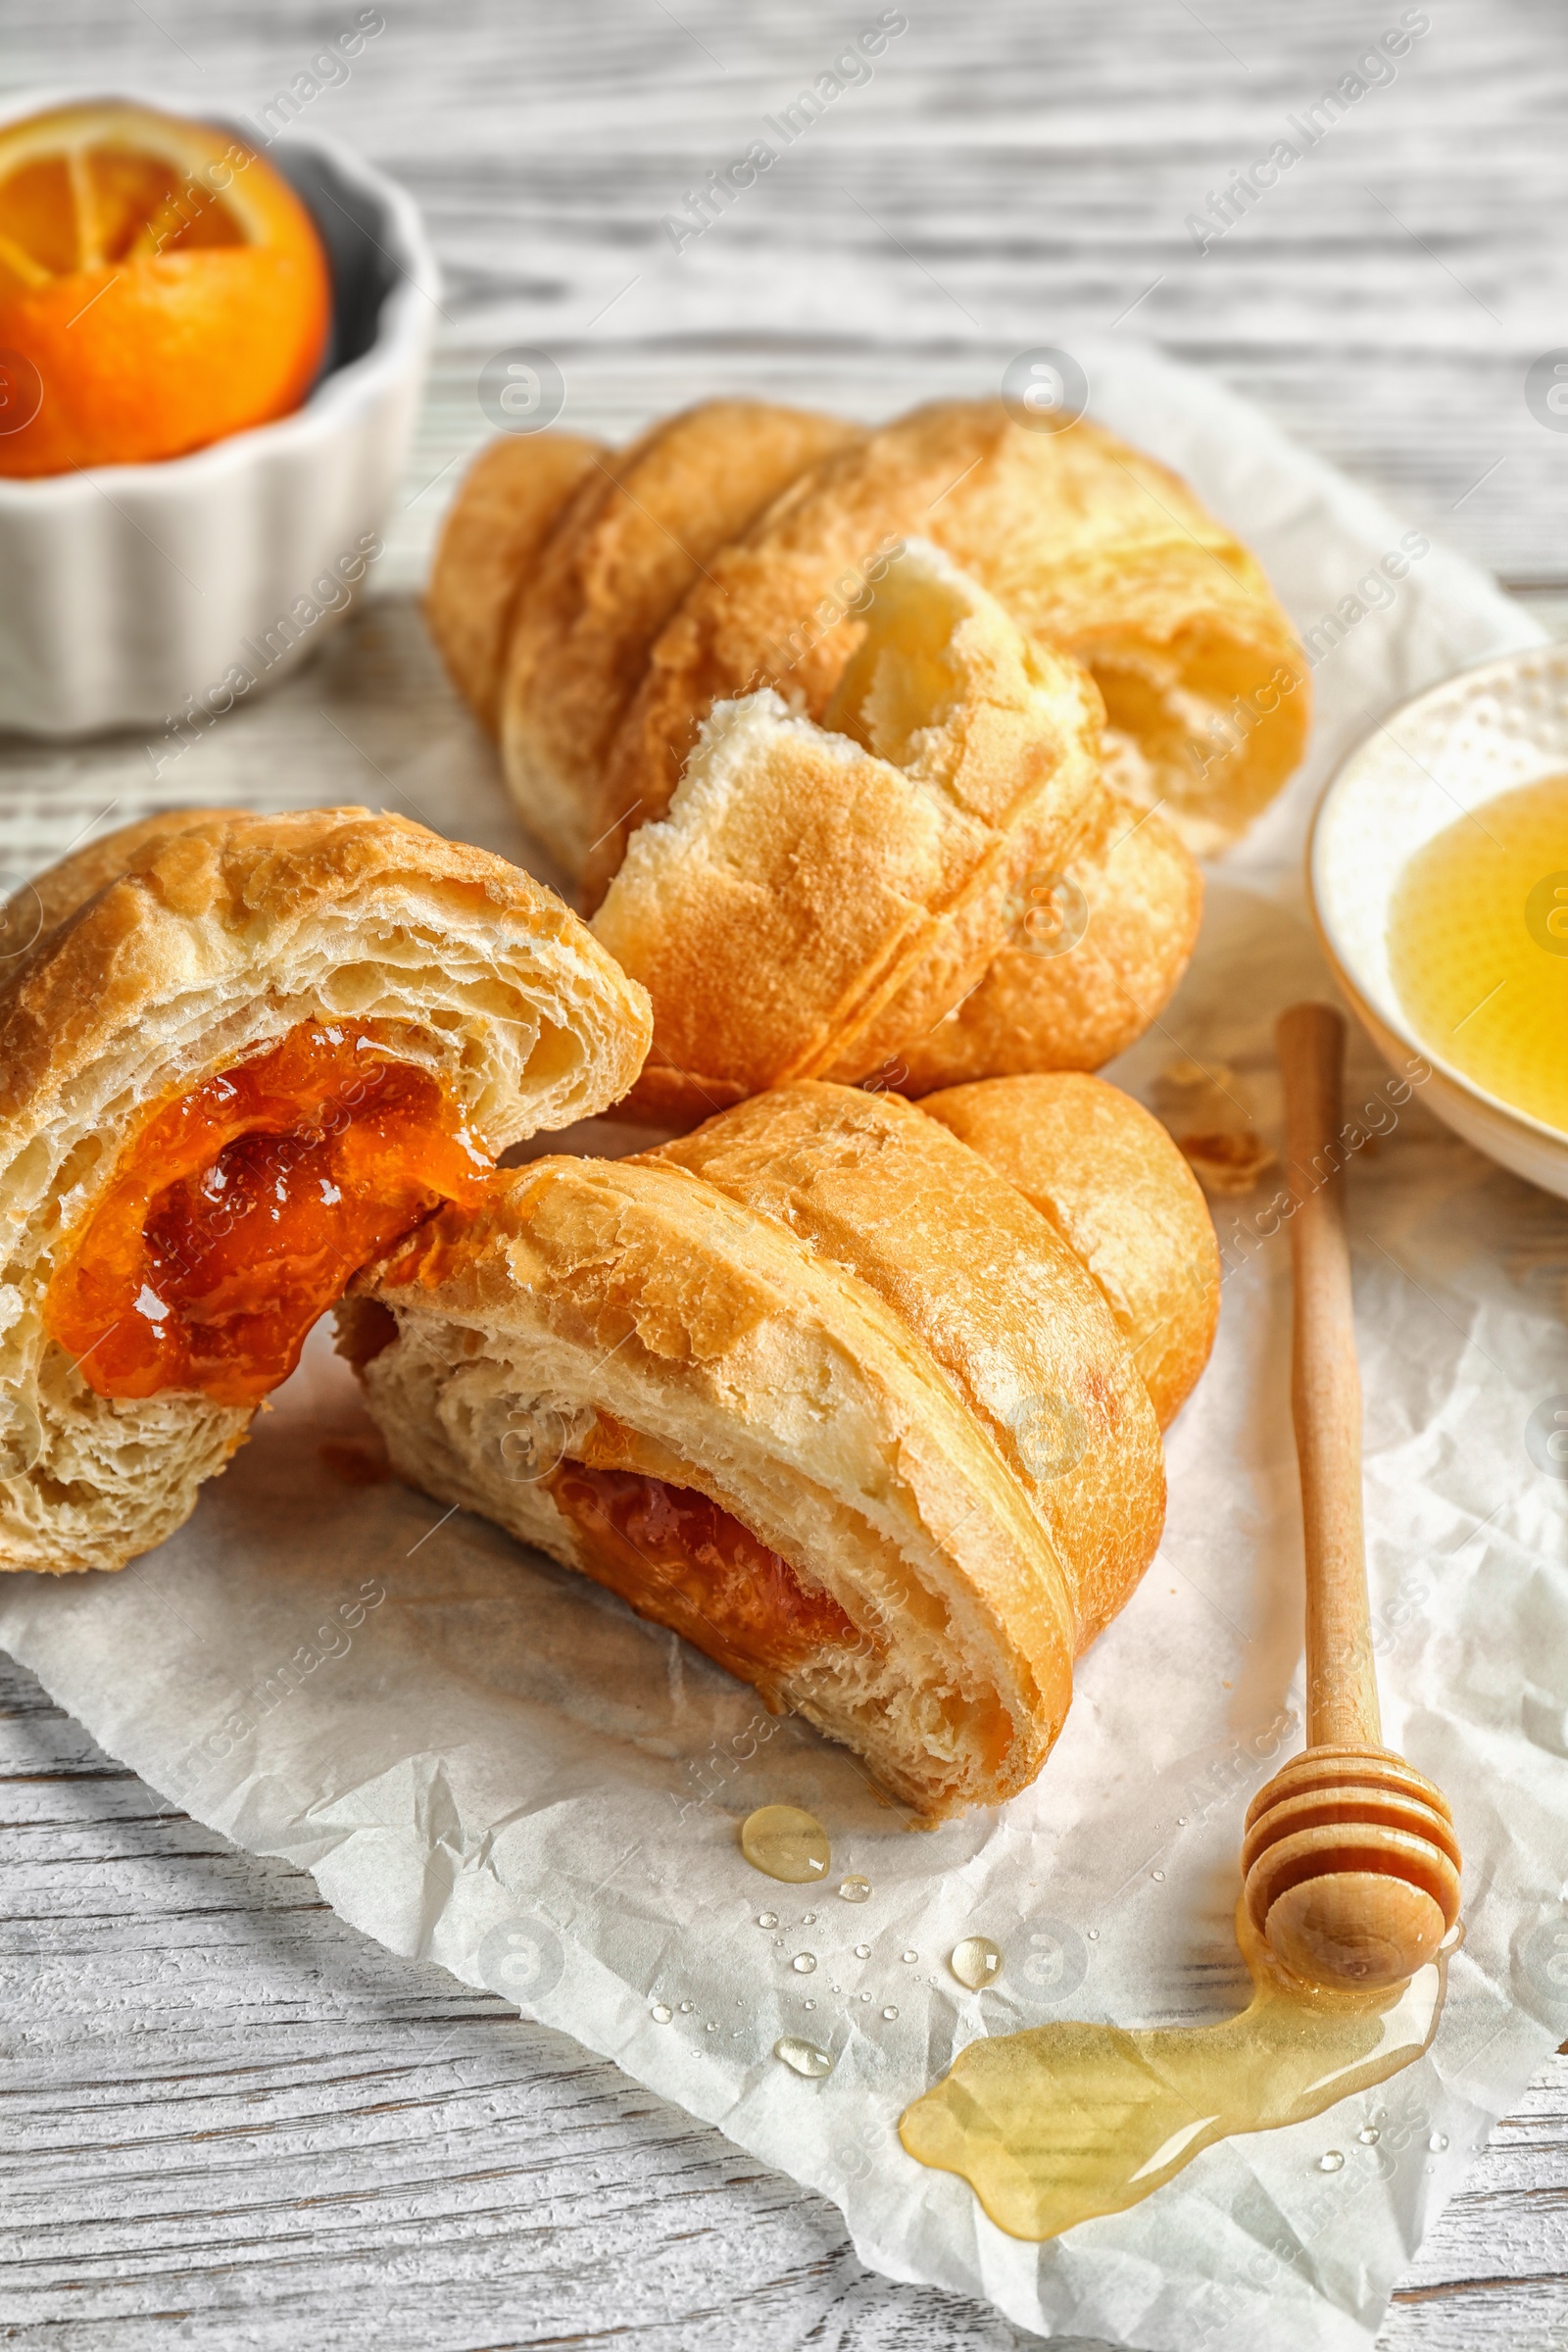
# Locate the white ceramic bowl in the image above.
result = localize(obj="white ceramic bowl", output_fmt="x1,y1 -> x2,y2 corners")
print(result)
1309,639 -> 1568,1200
0,93 -> 437,737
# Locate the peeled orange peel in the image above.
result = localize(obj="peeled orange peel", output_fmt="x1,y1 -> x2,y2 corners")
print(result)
0,101 -> 330,473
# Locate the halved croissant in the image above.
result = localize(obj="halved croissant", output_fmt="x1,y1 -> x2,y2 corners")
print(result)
592,540 -> 1110,1119
0,808 -> 651,1574
343,1074 -> 1218,1818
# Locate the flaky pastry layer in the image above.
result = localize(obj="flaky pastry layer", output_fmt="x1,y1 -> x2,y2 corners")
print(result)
0,808 -> 652,1574
348,1075 -> 1214,1817
592,541 -> 1110,1120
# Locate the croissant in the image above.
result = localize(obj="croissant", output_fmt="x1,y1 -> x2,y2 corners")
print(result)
0,808 -> 651,1575
424,429 -> 609,733
428,395 -> 1304,1120
586,397 -> 1307,884
591,538 -> 1112,1120
497,399 -> 860,879
342,1071 -> 1218,1818
898,786 -> 1204,1092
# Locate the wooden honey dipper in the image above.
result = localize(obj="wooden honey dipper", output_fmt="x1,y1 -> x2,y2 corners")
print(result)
1242,1003 -> 1461,1990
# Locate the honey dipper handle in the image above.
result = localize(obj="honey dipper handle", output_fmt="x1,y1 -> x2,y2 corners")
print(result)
1276,1003 -> 1382,1749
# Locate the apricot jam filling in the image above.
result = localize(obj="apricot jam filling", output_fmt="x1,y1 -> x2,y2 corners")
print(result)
548,1462 -> 858,1687
45,1022 -> 491,1407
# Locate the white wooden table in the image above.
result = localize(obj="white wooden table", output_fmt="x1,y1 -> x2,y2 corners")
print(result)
4,4 -> 1568,2344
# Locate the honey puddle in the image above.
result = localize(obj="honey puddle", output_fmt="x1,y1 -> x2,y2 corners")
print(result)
900,1903 -> 1452,2240
1387,771 -> 1568,1131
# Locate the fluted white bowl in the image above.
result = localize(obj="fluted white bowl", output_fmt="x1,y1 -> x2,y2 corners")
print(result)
1309,640 -> 1568,1200
0,91 -> 436,737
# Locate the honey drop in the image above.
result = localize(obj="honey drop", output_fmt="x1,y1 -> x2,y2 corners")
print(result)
950,1935 -> 1004,1990
741,1805 -> 830,1884
774,2035 -> 834,2079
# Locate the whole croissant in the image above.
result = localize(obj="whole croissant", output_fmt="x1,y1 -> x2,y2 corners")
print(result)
428,397 -> 1308,1123
342,1069 -> 1219,1819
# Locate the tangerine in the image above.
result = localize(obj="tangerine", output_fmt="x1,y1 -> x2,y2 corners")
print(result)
0,101 -> 331,475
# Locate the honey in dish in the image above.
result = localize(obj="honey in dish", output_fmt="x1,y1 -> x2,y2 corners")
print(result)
899,1901 -> 1451,2239
45,1022 -> 490,1405
1387,771 -> 1568,1131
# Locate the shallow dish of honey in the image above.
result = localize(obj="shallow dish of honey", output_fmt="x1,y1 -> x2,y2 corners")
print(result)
1309,641 -> 1568,1200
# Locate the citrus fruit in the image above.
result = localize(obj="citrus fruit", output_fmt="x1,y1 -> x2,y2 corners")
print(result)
0,101 -> 331,475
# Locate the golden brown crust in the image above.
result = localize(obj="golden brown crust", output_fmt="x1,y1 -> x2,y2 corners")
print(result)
647,1082 -> 1165,1645
0,808 -> 653,1578
592,544 -> 1109,1124
349,1073 -> 1193,1816
354,1142 -> 1080,1818
898,788 -> 1204,1092
10,808 -> 235,944
918,1072 -> 1220,1428
920,413 -> 1309,855
0,806 -> 647,1133
589,398 -> 1308,897
499,400 -> 861,877
584,404 -> 985,906
425,430 -> 607,730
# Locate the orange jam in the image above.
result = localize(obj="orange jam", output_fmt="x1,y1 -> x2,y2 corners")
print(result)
45,1022 -> 491,1406
549,1462 -> 858,1688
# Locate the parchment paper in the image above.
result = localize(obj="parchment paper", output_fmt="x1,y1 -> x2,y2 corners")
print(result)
5,344 -> 1567,2352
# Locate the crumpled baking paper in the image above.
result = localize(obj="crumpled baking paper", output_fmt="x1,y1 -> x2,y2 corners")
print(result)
4,342 -> 1567,2352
